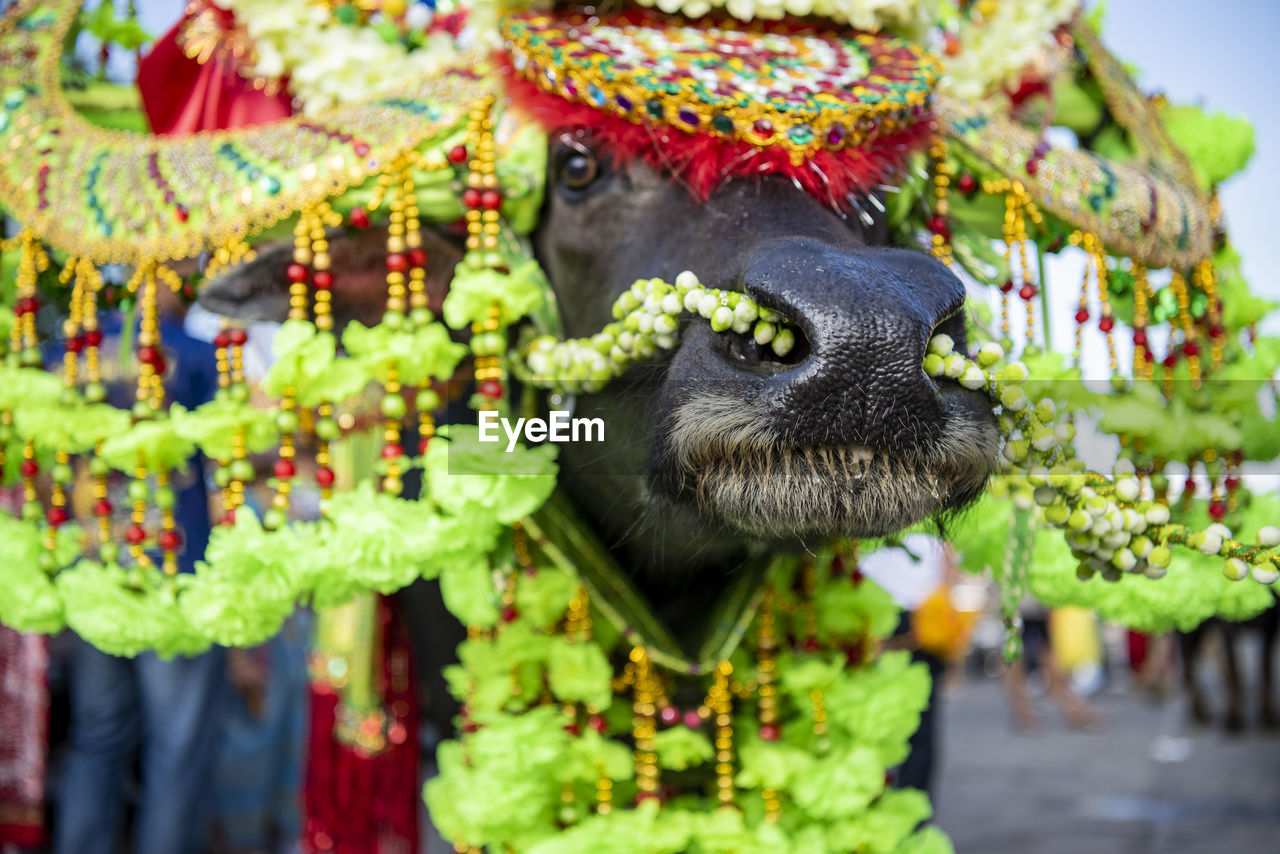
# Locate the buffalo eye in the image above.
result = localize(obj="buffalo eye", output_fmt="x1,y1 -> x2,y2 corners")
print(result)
560,150 -> 598,189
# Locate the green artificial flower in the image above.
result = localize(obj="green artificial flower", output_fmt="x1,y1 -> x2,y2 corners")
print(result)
816,579 -> 898,641
342,318 -> 467,387
263,320 -> 372,408
0,514 -> 65,634
825,652 -> 931,768
443,259 -> 547,329
788,745 -> 884,820
734,736 -> 814,792
439,554 -> 502,630
514,565 -> 579,627
687,806 -> 775,854
522,799 -> 693,854
172,398 -> 277,459
547,636 -> 613,710
897,825 -> 956,854
561,729 -> 633,782
652,726 -> 714,771
830,788 -> 932,854
57,560 -> 209,659
98,410 -> 197,471
0,365 -> 64,411
425,425 -> 558,524
181,510 -> 302,646
12,400 -> 131,454
1160,104 -> 1255,190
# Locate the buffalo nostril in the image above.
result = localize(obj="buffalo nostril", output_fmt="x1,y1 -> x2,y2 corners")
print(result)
723,324 -> 811,368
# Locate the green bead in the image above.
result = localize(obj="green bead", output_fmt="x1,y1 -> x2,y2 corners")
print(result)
381,393 -> 407,419
99,542 -> 119,564
230,459 -> 256,482
127,480 -> 150,502
39,551 -> 58,572
52,463 -> 74,484
276,409 -> 300,434
416,389 -> 440,412
84,381 -> 107,403
410,307 -> 433,327
382,475 -> 403,495
213,467 -> 232,488
230,383 -> 250,403
20,348 -> 42,367
60,388 -> 79,406
21,501 -> 42,521
153,486 -> 176,510
382,310 -> 405,329
263,508 -> 287,530
483,251 -> 503,269
89,456 -> 110,477
0,424 -> 12,443
132,400 -> 154,419
315,417 -> 340,441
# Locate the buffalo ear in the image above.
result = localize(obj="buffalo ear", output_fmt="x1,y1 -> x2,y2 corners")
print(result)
198,225 -> 464,330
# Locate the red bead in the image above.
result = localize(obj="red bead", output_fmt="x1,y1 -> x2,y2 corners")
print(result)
683,709 -> 703,729
1025,158 -> 1039,175
418,438 -> 432,456
381,442 -> 404,460
659,706 -> 680,726
564,721 -> 580,735
1225,475 -> 1241,491
66,336 -> 84,353
501,606 -> 518,622
1098,316 -> 1114,333
316,466 -> 336,487
1163,353 -> 1178,368
214,331 -> 232,349
159,530 -> 182,551
1209,500 -> 1227,521
462,188 -> 482,209
850,568 -> 864,584
286,263 -> 309,283
479,378 -> 504,399
1183,341 -> 1200,357
19,460 -> 38,478
273,458 -> 296,479
634,792 -> 662,806
927,215 -> 949,238
385,253 -> 408,273
228,328 -> 248,346
803,638 -> 820,652
1019,284 -> 1037,301
94,499 -> 113,517
84,330 -> 103,347
349,207 -> 371,229
1183,477 -> 1197,494
174,205 -> 189,223
352,141 -> 370,157
313,270 -> 334,290
447,145 -> 468,164
137,346 -> 160,366
220,509 -> 237,526
999,280 -> 1014,293
125,524 -> 147,545
481,190 -> 502,210
589,714 -> 607,733
407,247 -> 427,268
957,173 -> 977,195
1133,330 -> 1148,347
1075,309 -> 1090,324
1209,324 -> 1224,339
759,723 -> 782,742
47,506 -> 69,526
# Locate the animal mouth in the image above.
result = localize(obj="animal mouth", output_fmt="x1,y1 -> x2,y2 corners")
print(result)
657,389 -> 999,539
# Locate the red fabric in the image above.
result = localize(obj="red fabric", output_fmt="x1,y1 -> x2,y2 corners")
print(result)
136,9 -> 292,136
0,624 -> 49,848
499,59 -> 935,210
1127,629 -> 1149,673
303,597 -> 419,854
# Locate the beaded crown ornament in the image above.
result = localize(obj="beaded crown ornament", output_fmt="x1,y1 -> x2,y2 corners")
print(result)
1,1 -> 1279,852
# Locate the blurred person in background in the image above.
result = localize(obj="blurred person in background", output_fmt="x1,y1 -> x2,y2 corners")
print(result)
53,285 -> 224,854
1004,597 -> 1103,732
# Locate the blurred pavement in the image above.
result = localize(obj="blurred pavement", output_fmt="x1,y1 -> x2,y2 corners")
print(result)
933,672 -> 1280,854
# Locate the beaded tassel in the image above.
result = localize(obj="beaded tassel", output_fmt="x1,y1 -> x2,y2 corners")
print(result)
310,202 -> 341,499
462,97 -> 509,410
631,646 -> 660,801
1084,234 -> 1118,377
1169,271 -> 1201,388
710,661 -> 735,807
1195,257 -> 1224,370
756,586 -> 781,821
1132,263 -> 1153,380
927,139 -> 954,268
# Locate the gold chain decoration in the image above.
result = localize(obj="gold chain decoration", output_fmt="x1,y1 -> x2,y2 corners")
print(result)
927,138 -> 954,268
1132,262 -> 1153,380
630,646 -> 661,802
